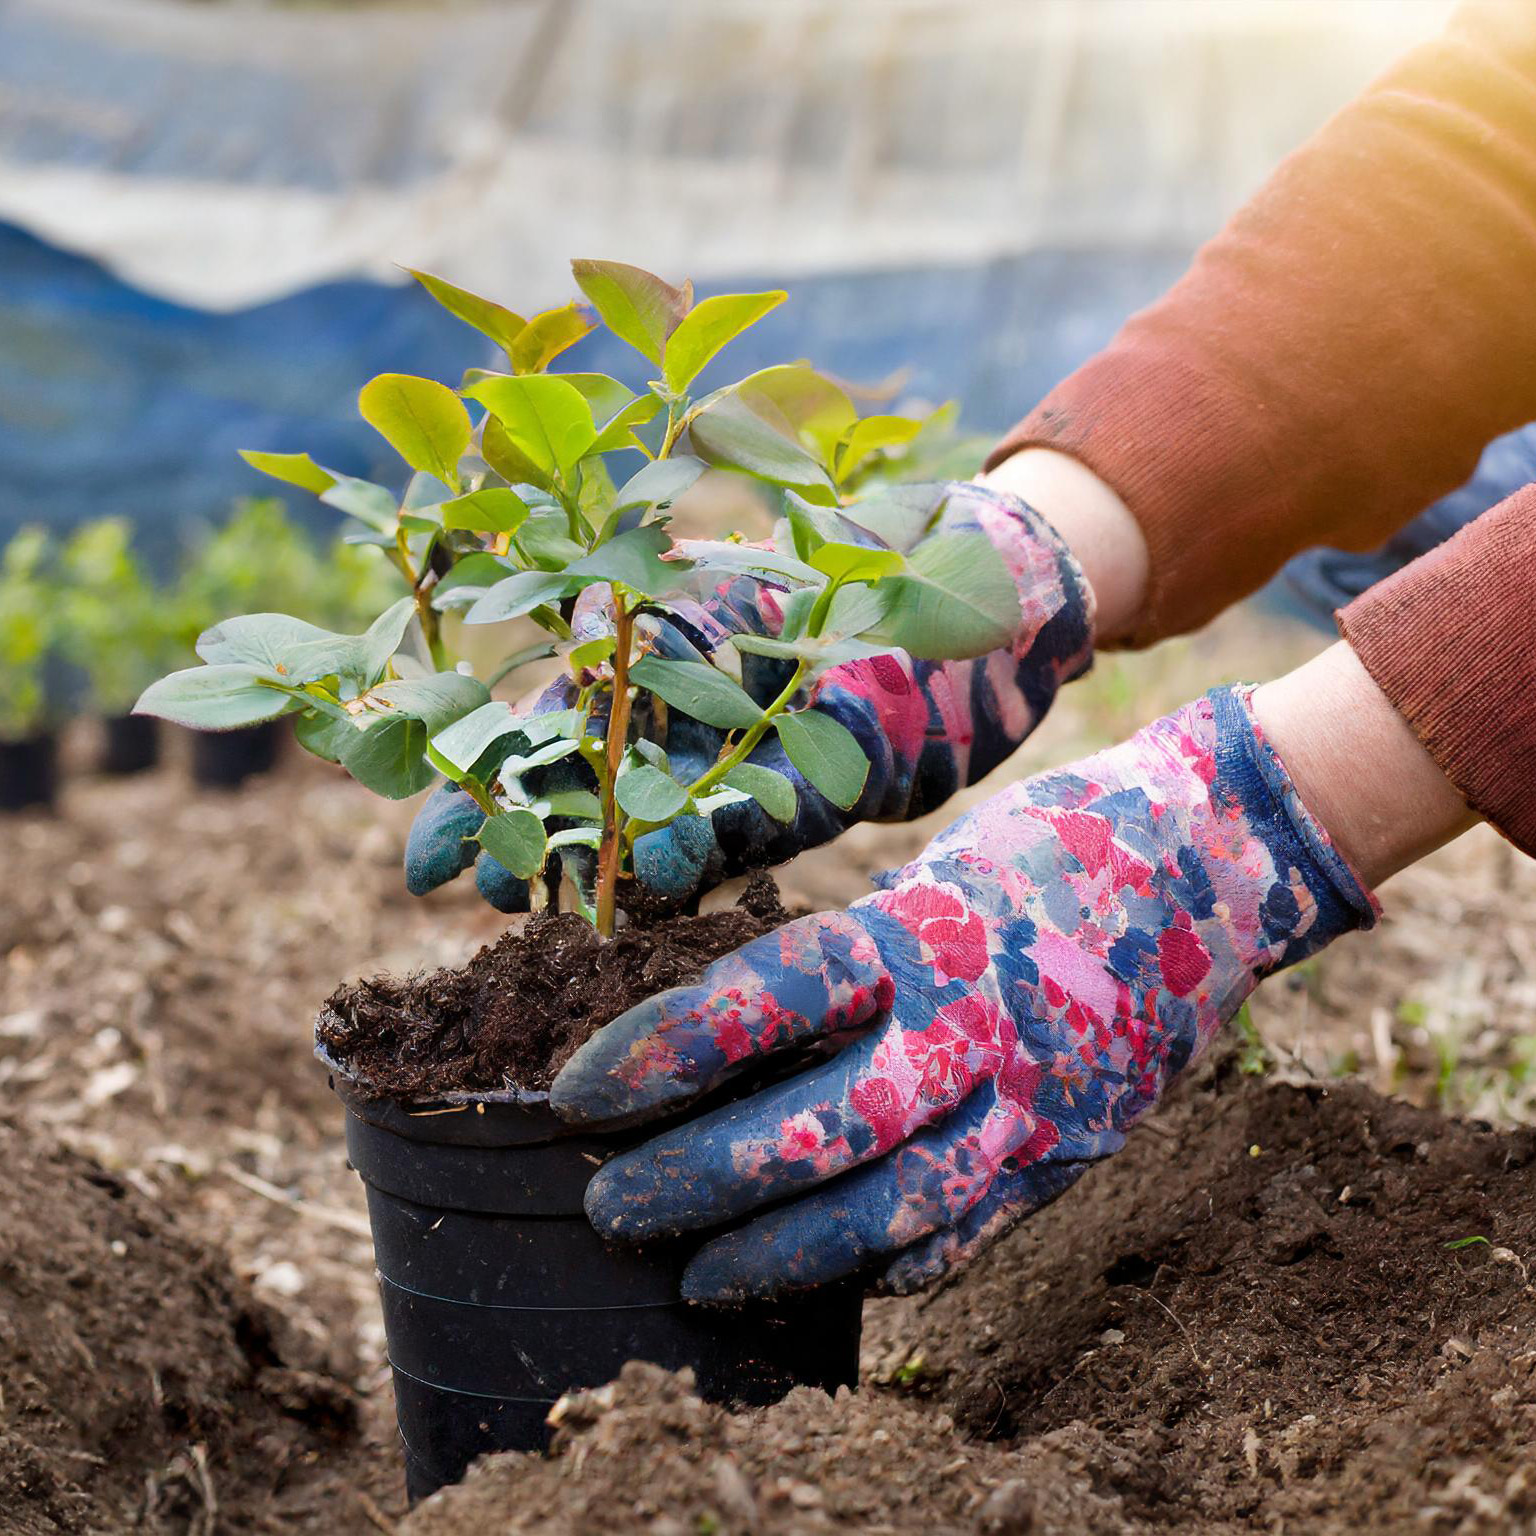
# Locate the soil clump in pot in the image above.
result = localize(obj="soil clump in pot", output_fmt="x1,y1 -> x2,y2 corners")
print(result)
317,873 -> 790,1096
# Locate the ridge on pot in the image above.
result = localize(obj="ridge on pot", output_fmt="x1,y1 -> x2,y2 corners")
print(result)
321,1045 -> 863,1504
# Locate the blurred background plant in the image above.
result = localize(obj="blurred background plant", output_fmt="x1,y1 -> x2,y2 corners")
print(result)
0,527 -> 58,743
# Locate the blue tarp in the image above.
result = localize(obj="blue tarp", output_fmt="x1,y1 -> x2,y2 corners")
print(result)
0,219 -> 1195,566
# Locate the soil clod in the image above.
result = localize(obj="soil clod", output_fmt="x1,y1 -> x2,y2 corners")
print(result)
317,873 -> 789,1096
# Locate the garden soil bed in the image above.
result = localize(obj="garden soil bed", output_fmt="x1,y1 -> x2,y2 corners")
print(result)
5,658 -> 1536,1532
396,1066 -> 1536,1535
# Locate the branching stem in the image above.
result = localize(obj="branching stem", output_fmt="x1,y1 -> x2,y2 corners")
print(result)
594,594 -> 636,938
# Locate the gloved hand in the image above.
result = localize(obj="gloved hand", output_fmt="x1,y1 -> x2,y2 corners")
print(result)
549,686 -> 1378,1300
405,481 -> 1093,911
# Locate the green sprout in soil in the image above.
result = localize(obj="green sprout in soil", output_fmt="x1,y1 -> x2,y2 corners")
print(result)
136,260 -> 1019,938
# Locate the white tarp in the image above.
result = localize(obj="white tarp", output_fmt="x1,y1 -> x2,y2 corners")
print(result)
0,0 -> 1454,310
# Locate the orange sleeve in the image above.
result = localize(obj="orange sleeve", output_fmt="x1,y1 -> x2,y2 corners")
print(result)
988,1 -> 1536,646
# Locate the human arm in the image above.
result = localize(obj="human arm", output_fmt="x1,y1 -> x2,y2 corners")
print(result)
548,641 -> 1474,1300
989,1 -> 1536,644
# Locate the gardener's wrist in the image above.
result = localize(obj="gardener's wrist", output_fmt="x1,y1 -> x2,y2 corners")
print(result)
980,447 -> 1149,646
1251,641 -> 1478,887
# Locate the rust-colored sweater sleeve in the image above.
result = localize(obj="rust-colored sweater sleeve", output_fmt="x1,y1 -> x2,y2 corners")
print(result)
1340,486 -> 1536,854
988,0 -> 1536,644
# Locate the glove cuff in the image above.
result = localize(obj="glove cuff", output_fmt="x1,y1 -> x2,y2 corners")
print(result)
1210,684 -> 1381,973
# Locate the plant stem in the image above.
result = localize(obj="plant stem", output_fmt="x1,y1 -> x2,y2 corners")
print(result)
657,399 -> 686,461
686,658 -> 809,799
594,595 -> 636,939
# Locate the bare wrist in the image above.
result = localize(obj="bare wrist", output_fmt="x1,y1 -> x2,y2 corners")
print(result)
1252,642 -> 1477,887
980,448 -> 1149,645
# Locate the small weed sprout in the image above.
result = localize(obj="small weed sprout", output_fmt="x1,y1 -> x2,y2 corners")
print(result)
137,261 -> 1022,936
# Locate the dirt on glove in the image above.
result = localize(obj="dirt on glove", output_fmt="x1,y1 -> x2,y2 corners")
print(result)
316,872 -> 789,1096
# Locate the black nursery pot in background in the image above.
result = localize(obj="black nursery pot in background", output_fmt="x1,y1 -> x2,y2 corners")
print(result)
324,1055 -> 864,1504
0,733 -> 57,812
101,714 -> 160,775
189,719 -> 281,788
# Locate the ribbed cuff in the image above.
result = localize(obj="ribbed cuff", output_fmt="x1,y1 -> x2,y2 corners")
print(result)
1339,485 -> 1536,858
1211,685 -> 1380,970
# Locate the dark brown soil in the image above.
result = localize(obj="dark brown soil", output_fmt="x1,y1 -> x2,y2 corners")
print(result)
0,1117 -> 357,1536
316,873 -> 789,1096
400,1059 -> 1536,1535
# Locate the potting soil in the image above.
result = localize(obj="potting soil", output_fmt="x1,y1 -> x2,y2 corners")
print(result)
316,874 -> 790,1095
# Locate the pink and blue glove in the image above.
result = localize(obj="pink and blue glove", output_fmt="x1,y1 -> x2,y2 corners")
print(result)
405,482 -> 1093,910
549,686 -> 1378,1300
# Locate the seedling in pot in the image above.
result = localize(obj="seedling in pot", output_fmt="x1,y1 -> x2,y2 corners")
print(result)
136,260 -> 1019,936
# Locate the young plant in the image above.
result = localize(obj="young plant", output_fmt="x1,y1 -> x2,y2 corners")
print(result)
137,261 -> 1017,937
0,527 -> 58,742
58,518 -> 179,716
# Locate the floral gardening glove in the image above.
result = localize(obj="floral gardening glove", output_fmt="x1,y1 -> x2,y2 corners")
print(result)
405,482 -> 1093,911
549,686 -> 1378,1300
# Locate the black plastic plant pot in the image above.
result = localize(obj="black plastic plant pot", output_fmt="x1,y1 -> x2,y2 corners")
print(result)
0,733 -> 57,812
322,1052 -> 864,1504
189,720 -> 281,788
102,714 -> 160,776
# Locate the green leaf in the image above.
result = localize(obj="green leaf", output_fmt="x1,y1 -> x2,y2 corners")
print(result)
615,762 -> 690,823
404,268 -> 526,355
841,484 -> 949,552
732,632 -> 889,668
293,707 -> 352,764
340,673 -> 491,798
197,598 -> 414,689
431,552 -> 517,609
528,789 -> 602,821
571,259 -> 691,365
501,737 -> 581,777
835,413 -> 924,483
428,700 -> 520,778
338,718 -> 434,798
735,365 -> 856,463
362,672 -> 490,731
133,666 -> 300,731
480,415 -> 551,489
320,475 -> 398,533
464,375 -> 597,479
478,810 -> 548,878
238,450 -> 337,496
616,456 -> 707,512
564,525 -> 684,600
670,539 -> 824,588
866,532 -> 1022,659
774,710 -> 869,810
511,302 -> 596,374
195,613 -> 333,673
568,636 -> 616,670
722,762 -> 796,823
662,290 -> 786,393
630,655 -> 762,729
807,541 -> 905,585
359,373 -> 471,487
517,513 -> 587,571
438,487 -> 531,535
559,372 -> 637,427
589,392 -> 665,454
688,391 -> 836,499
465,570 -> 577,625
